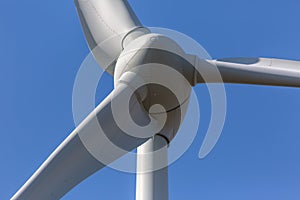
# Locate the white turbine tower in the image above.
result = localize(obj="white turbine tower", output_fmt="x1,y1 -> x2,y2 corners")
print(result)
11,0 -> 300,200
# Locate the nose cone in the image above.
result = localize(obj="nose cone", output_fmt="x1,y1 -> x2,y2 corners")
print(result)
115,34 -> 191,110
115,34 -> 193,141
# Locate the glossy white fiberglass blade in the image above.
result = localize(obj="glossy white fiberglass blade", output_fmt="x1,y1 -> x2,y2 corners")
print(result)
195,57 -> 300,158
74,0 -> 149,74
197,57 -> 300,86
11,84 -> 154,200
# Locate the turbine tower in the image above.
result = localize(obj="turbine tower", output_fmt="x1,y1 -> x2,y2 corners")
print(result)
11,0 -> 300,199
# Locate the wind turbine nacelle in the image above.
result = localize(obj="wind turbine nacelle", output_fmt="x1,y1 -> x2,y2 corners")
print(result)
114,34 -> 193,142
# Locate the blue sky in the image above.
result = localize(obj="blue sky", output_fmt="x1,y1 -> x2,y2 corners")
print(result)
1,0 -> 300,199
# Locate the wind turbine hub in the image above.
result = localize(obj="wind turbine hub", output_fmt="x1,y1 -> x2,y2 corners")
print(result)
114,34 -> 192,142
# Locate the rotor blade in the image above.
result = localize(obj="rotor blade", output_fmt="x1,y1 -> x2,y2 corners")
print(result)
11,84 -> 155,200
192,57 -> 300,158
196,57 -> 300,87
75,0 -> 149,74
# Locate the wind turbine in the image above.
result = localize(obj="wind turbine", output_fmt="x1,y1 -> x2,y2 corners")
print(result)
11,0 -> 300,200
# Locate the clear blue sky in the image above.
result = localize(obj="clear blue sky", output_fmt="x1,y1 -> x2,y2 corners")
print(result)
1,0 -> 300,199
